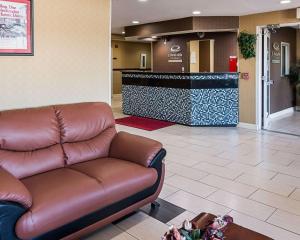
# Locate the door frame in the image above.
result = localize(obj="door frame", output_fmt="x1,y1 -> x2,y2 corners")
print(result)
256,22 -> 300,130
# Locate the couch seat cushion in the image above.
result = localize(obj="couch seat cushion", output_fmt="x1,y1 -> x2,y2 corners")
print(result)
70,158 -> 158,205
16,168 -> 106,240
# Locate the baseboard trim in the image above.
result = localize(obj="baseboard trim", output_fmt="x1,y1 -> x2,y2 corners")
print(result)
238,122 -> 258,130
269,107 -> 294,120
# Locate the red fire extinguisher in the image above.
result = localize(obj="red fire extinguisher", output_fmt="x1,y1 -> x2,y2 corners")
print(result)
229,56 -> 238,72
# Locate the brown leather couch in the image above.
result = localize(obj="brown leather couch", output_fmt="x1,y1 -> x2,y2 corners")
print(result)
0,102 -> 166,240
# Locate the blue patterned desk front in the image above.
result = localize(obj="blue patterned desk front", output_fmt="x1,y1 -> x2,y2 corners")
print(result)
122,72 -> 239,126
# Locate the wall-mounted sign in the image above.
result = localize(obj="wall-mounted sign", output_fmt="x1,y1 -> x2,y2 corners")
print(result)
271,41 -> 280,64
272,59 -> 280,64
240,72 -> 249,80
168,44 -> 183,63
0,0 -> 33,56
190,51 -> 197,64
273,42 -> 280,51
170,45 -> 181,53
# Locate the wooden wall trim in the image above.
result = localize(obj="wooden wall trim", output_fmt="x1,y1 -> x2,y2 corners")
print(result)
125,17 -> 239,38
193,16 -> 239,31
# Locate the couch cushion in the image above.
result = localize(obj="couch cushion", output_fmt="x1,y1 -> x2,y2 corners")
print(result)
63,127 -> 116,165
0,106 -> 64,178
16,159 -> 158,239
0,106 -> 60,151
70,158 -> 158,204
55,103 -> 116,165
55,102 -> 115,143
0,145 -> 64,179
16,168 -> 107,240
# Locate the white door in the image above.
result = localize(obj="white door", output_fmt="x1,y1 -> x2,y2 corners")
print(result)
262,28 -> 274,129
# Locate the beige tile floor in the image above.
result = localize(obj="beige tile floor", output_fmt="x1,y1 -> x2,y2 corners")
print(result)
85,96 -> 300,240
266,111 -> 300,136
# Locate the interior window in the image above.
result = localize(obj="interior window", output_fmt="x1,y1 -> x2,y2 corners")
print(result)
281,42 -> 290,76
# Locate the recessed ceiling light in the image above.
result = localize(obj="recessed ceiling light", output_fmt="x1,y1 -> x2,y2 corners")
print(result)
193,10 -> 201,15
132,20 -> 140,24
280,0 -> 291,4
122,31 -> 125,34
142,38 -> 155,42
138,0 -> 148,2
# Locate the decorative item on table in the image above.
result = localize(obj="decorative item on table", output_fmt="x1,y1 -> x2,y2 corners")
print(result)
162,225 -> 182,240
162,215 -> 233,240
203,215 -> 233,240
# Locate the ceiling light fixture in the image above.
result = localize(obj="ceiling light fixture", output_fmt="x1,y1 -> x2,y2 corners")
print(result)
193,10 -> 201,15
122,31 -> 125,34
132,20 -> 140,24
280,0 -> 291,4
138,0 -> 148,2
142,38 -> 155,42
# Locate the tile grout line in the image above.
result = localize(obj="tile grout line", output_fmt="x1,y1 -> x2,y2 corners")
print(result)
230,210 -> 300,237
204,194 -> 272,222
232,172 -> 245,181
161,189 -> 181,200
247,192 -> 300,218
269,172 -> 279,180
196,175 -> 259,199
246,188 -> 260,199
264,207 -> 278,222
114,224 -> 140,240
287,187 -> 298,198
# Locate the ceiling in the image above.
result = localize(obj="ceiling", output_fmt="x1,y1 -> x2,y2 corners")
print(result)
112,0 -> 300,34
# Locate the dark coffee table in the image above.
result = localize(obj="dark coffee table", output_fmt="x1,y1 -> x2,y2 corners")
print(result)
191,213 -> 272,240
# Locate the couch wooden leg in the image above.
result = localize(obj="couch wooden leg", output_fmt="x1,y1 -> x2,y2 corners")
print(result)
151,201 -> 160,209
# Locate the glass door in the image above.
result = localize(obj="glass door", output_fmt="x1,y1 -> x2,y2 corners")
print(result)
262,28 -> 273,129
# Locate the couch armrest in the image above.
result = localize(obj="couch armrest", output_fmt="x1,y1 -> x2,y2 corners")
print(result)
0,167 -> 32,209
109,132 -> 163,167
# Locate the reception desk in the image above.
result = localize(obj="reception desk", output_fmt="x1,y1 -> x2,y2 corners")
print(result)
122,72 -> 239,126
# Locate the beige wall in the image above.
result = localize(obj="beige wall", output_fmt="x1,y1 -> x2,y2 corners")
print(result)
112,40 -> 151,94
0,0 -> 111,111
112,40 -> 151,69
239,9 -> 299,124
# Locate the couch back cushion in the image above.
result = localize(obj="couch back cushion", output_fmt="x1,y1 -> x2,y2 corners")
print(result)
0,102 -> 116,178
55,102 -> 116,165
0,107 -> 64,179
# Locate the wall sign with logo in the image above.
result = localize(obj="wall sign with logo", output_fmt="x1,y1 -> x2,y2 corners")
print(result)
168,44 -> 183,63
271,42 -> 281,64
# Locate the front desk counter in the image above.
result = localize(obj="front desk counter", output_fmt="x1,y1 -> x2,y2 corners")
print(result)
122,72 -> 239,126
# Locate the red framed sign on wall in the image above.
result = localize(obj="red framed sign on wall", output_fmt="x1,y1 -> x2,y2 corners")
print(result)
0,0 -> 33,55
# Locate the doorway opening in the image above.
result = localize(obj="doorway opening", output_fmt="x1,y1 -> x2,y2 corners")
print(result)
188,39 -> 215,73
258,23 -> 300,136
111,39 -> 152,114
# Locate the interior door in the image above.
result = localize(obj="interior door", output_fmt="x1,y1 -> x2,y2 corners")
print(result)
262,28 -> 273,128
199,40 -> 214,72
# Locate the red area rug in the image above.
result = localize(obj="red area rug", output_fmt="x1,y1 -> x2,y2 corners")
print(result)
115,116 -> 176,131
